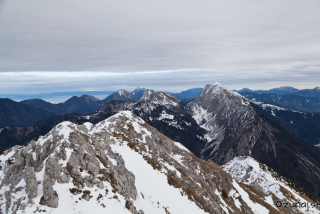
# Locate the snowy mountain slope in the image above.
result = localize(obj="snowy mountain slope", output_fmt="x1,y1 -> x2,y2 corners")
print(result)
138,90 -> 179,107
190,83 -> 251,158
0,111 -> 286,214
131,90 -> 206,157
131,87 -> 148,99
222,156 -> 320,213
101,90 -> 139,104
189,83 -> 320,199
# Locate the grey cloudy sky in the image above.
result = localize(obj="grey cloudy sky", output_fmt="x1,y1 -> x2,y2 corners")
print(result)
0,0 -> 319,93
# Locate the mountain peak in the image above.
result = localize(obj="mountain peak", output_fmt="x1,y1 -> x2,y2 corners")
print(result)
135,87 -> 147,90
80,94 -> 100,101
131,87 -> 149,99
238,88 -> 252,93
115,89 -> 130,96
201,83 -> 245,105
139,90 -> 179,106
103,90 -> 139,103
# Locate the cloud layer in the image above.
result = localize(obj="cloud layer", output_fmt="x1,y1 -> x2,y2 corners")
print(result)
0,0 -> 319,93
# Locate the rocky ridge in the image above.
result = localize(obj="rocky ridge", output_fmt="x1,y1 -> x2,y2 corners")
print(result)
189,83 -> 320,199
1,111 -> 311,214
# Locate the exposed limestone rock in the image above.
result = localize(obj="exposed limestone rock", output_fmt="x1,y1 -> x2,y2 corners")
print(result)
40,157 -> 61,208
57,173 -> 70,184
125,199 -> 140,214
25,167 -> 37,201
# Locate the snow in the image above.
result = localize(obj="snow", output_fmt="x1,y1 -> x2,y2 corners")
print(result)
222,157 -> 285,199
158,111 -> 174,120
214,189 -> 230,213
173,142 -> 190,153
109,143 -> 206,214
232,180 -> 269,214
0,128 -> 3,133
82,122 -> 93,131
139,90 -> 179,106
108,157 -> 117,166
265,195 -> 278,210
56,121 -> 75,139
222,156 -> 320,213
19,182 -> 131,214
192,104 -> 225,144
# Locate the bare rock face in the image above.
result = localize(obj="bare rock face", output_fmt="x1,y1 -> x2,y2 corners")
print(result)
39,157 -> 61,208
25,167 -> 37,201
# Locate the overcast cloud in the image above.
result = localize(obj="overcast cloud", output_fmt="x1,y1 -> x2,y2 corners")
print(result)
0,0 -> 319,93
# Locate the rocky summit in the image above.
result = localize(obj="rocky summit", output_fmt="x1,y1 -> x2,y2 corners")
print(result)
189,83 -> 320,199
2,111 -> 318,213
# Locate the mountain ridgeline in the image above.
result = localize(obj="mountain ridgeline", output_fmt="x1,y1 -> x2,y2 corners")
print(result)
1,83 -> 320,202
20,89 -> 142,116
239,91 -> 320,113
1,112 -> 319,213
190,83 -> 320,198
236,86 -> 320,97
0,98 -> 54,127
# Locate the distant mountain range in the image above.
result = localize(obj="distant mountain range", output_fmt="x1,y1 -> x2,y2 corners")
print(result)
3,83 -> 320,200
235,86 -> 320,97
19,89 -> 144,116
0,98 -> 54,127
172,88 -> 203,100
239,91 -> 320,113
0,91 -> 115,101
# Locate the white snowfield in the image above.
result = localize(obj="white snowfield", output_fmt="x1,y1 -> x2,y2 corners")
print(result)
222,156 -> 320,214
1,111 -> 317,214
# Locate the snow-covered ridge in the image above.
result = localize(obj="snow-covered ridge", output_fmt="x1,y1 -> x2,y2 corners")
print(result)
222,156 -> 320,214
2,111 -> 308,214
0,111 -> 258,214
139,90 -> 179,106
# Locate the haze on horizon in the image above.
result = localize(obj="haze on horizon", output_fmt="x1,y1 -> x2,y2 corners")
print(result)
0,0 -> 319,94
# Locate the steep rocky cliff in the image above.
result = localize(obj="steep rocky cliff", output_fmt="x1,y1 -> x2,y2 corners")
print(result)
190,83 -> 320,199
